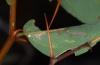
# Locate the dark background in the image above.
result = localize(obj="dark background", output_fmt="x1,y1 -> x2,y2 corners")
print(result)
0,0 -> 100,65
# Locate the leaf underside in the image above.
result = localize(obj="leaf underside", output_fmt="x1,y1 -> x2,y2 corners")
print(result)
23,19 -> 100,58
61,0 -> 100,24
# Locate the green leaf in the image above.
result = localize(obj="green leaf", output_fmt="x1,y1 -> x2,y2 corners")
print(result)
61,0 -> 100,24
23,19 -> 100,58
6,0 -> 12,5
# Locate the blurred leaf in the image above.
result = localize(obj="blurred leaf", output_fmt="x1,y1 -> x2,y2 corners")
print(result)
23,19 -> 100,58
61,0 -> 100,24
6,0 -> 12,5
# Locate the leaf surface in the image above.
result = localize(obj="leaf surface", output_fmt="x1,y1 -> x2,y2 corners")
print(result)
23,19 -> 100,58
61,0 -> 100,24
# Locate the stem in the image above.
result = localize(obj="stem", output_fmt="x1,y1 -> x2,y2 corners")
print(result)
44,13 -> 54,59
49,0 -> 61,28
0,29 -> 22,64
15,38 -> 28,43
44,13 -> 56,65
9,0 -> 17,34
0,0 -> 17,63
90,36 -> 100,43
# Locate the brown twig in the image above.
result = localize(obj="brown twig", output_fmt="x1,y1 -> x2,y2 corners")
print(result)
44,13 -> 56,65
0,29 -> 22,63
0,0 -> 17,63
15,38 -> 28,43
49,0 -> 61,28
9,0 -> 17,34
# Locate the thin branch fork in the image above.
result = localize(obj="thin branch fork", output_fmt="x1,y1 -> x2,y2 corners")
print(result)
0,29 -> 22,63
0,0 -> 27,63
44,13 -> 54,58
44,13 -> 57,65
